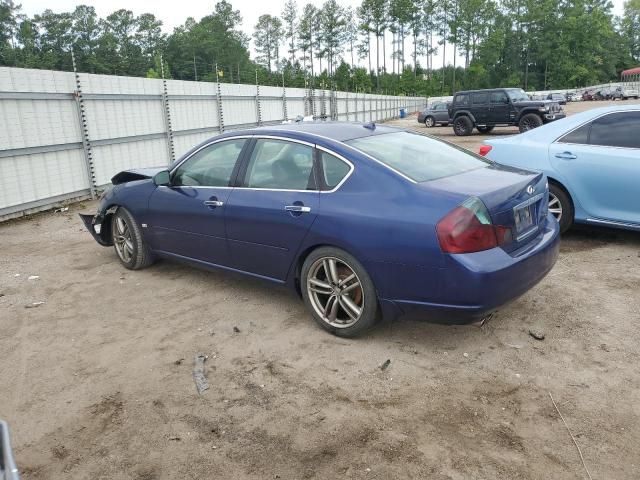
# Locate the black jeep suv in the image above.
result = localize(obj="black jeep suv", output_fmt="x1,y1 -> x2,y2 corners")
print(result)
448,88 -> 565,136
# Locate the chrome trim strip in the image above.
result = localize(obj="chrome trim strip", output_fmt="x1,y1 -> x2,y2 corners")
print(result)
586,218 -> 640,228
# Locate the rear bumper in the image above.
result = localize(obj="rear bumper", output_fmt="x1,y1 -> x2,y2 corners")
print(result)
387,215 -> 560,324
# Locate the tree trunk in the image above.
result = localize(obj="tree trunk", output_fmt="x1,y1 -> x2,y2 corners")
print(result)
383,31 -> 387,74
376,28 -> 380,88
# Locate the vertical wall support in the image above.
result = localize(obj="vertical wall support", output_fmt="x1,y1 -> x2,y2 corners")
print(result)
282,73 -> 288,122
369,95 -> 373,122
160,55 -> 175,165
345,91 -> 349,121
72,51 -> 97,199
320,88 -> 327,119
255,69 -> 262,126
216,65 -> 225,132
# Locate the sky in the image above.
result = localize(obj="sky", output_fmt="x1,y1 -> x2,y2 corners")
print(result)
21,0 -> 628,70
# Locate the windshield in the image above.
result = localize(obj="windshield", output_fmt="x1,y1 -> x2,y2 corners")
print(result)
506,89 -> 530,102
346,131 -> 491,182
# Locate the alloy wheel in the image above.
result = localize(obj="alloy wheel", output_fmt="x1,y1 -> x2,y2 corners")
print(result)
548,192 -> 562,220
425,117 -> 434,127
306,257 -> 364,328
114,216 -> 134,263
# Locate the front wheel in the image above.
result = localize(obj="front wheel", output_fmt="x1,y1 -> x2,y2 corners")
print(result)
518,113 -> 543,132
301,247 -> 378,337
548,183 -> 574,234
111,207 -> 154,270
424,116 -> 435,128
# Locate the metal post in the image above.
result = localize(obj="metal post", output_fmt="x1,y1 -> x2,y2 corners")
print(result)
255,69 -> 262,126
282,72 -> 288,122
216,64 -> 225,132
160,54 -> 175,165
345,90 -> 349,121
72,50 -> 97,199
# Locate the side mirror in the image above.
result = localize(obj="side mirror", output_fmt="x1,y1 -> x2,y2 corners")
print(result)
153,170 -> 171,186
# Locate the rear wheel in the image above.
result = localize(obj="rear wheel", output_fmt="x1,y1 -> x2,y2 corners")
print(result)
477,126 -> 495,134
111,207 -> 154,270
424,116 -> 435,128
548,183 -> 573,234
453,116 -> 473,136
301,247 -> 378,337
518,113 -> 543,132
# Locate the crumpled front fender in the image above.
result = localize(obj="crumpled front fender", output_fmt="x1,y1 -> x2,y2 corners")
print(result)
79,204 -> 118,247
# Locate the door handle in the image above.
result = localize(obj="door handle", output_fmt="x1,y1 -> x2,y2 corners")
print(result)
285,205 -> 311,213
203,200 -> 224,207
555,151 -> 577,160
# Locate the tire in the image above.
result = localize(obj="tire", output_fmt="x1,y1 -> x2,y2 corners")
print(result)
548,183 -> 574,234
477,126 -> 495,134
518,113 -> 543,133
424,116 -> 435,128
453,116 -> 473,136
111,207 -> 154,270
301,247 -> 378,337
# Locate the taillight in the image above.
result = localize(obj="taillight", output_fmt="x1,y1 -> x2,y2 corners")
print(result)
479,145 -> 492,156
437,197 -> 511,254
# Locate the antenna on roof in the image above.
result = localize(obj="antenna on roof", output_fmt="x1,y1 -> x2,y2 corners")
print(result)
363,122 -> 376,130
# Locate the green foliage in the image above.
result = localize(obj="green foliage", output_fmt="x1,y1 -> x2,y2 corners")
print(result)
0,0 -> 637,94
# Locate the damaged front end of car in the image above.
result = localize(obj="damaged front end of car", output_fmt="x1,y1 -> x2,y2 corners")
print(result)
78,188 -> 118,247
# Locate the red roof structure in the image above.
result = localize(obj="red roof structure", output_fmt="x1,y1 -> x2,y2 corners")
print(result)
621,67 -> 640,77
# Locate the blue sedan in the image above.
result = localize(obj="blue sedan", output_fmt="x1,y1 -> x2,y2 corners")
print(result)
81,123 -> 559,336
481,105 -> 640,233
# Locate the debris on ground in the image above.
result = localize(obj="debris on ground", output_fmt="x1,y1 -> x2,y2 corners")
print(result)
28,275 -> 40,280
379,359 -> 391,371
168,436 -> 181,441
54,207 -> 69,213
174,358 -> 184,365
14,274 -> 20,277
193,353 -> 209,394
233,326 -> 240,333
463,352 -> 469,358
25,301 -> 45,308
529,328 -> 545,340
506,343 -> 523,349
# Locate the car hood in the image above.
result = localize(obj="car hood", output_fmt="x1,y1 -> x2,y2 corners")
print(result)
111,167 -> 166,185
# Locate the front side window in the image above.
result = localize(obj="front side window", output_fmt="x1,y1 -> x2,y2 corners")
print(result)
320,151 -> 351,190
347,131 -> 490,182
491,91 -> 509,104
589,112 -> 640,149
244,139 -> 316,190
506,89 -> 529,102
173,139 -> 246,187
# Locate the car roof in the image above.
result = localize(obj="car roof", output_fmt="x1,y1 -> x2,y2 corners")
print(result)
454,88 -> 520,94
234,121 -> 404,143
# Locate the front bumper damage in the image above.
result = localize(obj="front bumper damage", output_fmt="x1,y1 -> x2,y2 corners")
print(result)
79,212 -> 111,246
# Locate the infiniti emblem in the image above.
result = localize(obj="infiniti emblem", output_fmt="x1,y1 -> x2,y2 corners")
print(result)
526,185 -> 535,195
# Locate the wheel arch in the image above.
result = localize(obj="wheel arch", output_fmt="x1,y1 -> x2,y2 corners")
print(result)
547,176 -> 575,212
453,111 -> 476,124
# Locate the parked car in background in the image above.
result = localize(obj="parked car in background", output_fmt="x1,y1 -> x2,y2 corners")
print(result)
449,88 -> 565,136
582,90 -> 595,101
547,93 -> 567,105
1,420 -> 19,480
417,101 -> 451,127
611,85 -> 639,100
480,105 -> 640,233
81,122 -> 559,336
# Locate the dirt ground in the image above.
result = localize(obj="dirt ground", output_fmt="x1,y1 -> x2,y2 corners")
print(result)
1,99 -> 640,479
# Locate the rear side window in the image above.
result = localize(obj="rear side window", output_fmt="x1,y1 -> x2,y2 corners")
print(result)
244,139 -> 316,190
347,131 -> 490,182
455,94 -> 469,106
472,93 -> 489,104
589,112 -> 640,149
320,152 -> 351,190
558,124 -> 591,145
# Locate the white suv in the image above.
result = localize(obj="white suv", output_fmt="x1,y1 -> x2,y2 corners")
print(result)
612,86 -> 639,100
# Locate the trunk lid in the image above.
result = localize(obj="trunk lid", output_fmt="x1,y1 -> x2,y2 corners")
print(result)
424,164 -> 548,253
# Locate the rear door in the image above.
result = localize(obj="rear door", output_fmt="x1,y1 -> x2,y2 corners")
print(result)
224,137 -> 320,281
549,111 -> 640,224
146,138 -> 248,265
471,92 -> 490,124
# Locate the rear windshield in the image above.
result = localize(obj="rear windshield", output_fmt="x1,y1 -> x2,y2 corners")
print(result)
346,131 -> 491,182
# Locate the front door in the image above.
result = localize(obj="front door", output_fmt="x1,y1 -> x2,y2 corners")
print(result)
489,90 -> 511,124
225,138 -> 320,281
146,138 -> 248,265
550,111 -> 640,224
